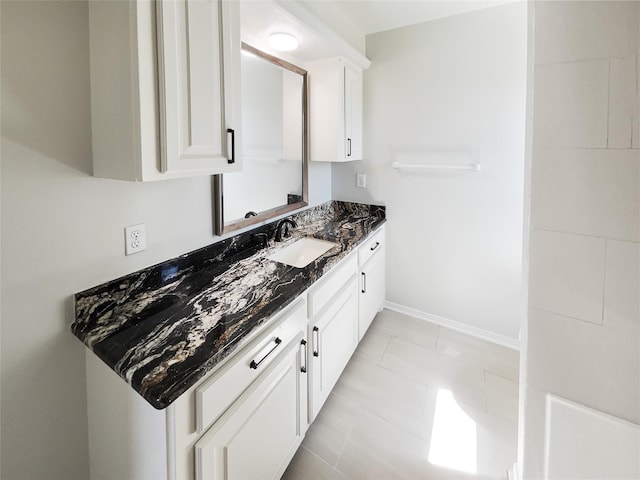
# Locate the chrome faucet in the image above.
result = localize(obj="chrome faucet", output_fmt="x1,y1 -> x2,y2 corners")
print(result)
274,218 -> 298,242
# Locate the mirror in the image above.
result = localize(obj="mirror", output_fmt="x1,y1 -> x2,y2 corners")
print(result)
214,43 -> 308,235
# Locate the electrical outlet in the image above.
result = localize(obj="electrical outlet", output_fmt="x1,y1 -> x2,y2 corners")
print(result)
356,173 -> 367,188
125,224 -> 146,255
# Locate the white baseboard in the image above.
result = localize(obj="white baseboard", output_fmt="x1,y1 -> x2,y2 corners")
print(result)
383,301 -> 520,351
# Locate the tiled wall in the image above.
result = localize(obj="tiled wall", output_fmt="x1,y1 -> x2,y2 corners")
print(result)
524,1 -> 639,476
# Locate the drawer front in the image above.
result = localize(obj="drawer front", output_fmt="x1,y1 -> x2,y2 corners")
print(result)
307,253 -> 358,318
195,298 -> 306,433
358,226 -> 385,268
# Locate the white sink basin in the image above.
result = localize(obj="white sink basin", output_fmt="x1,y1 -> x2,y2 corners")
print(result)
268,237 -> 337,268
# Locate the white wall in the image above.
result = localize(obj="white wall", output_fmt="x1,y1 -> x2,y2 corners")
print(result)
332,2 -> 527,343
522,1 -> 639,477
0,1 -> 331,478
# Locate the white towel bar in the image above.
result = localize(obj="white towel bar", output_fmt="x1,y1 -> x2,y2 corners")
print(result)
391,161 -> 481,172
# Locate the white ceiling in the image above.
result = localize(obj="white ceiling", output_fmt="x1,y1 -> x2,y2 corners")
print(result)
241,0 -> 372,67
240,0 -> 518,66
325,0 -> 517,35
241,1 -> 337,63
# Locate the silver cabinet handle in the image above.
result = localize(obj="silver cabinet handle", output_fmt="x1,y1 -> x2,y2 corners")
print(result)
312,326 -> 319,357
361,272 -> 366,293
370,241 -> 380,251
249,337 -> 281,369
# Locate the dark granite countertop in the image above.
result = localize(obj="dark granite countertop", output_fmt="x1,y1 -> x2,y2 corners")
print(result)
72,201 -> 385,409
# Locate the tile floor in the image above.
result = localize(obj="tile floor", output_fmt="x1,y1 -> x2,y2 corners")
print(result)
282,309 -> 520,480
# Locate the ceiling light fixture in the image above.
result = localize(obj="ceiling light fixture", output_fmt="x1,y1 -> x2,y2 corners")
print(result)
268,32 -> 298,52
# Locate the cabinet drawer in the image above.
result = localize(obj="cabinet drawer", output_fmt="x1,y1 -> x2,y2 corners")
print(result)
358,226 -> 385,268
195,298 -> 306,433
308,253 -> 357,318
195,331 -> 305,480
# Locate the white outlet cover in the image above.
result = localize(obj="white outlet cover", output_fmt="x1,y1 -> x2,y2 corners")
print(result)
356,173 -> 366,188
125,224 -> 146,255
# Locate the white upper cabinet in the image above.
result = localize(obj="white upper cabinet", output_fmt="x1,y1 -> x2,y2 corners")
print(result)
344,62 -> 363,160
89,0 -> 242,182
156,0 -> 241,175
309,57 -> 364,162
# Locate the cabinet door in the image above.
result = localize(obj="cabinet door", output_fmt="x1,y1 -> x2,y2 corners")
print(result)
309,276 -> 359,422
344,63 -> 363,160
309,57 -> 364,163
359,246 -> 386,339
156,0 -> 241,175
194,333 -> 306,480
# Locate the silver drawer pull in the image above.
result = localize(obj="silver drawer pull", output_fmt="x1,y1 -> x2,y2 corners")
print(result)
312,326 -> 320,357
249,337 -> 282,370
361,272 -> 366,294
370,241 -> 380,251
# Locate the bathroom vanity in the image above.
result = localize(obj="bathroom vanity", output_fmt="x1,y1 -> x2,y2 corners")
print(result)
74,0 -> 383,477
73,201 -> 385,480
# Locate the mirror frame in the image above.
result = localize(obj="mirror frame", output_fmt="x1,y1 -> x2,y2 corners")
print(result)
213,42 -> 309,236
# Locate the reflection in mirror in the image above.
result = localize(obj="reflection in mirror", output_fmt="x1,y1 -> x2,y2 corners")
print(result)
214,43 -> 308,235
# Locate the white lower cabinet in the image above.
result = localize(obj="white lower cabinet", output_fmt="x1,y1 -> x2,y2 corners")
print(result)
85,229 -> 385,480
307,266 -> 359,421
358,227 -> 386,339
86,298 -> 307,480
194,332 -> 306,480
